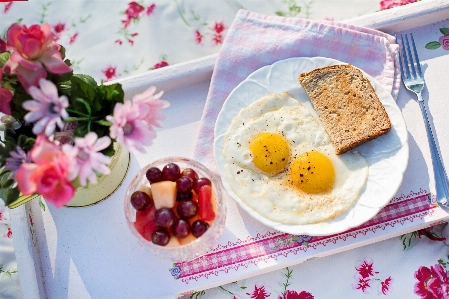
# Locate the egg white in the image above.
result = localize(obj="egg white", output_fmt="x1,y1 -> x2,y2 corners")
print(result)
222,92 -> 369,225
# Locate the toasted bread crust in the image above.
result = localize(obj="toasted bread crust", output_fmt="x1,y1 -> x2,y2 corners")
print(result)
298,64 -> 391,154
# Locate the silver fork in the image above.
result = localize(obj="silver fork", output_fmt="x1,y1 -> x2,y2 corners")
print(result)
398,33 -> 449,207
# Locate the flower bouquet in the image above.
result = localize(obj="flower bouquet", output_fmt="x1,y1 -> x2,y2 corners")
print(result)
0,23 -> 169,208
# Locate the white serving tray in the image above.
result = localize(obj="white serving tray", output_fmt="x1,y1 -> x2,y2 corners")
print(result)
9,1 -> 449,298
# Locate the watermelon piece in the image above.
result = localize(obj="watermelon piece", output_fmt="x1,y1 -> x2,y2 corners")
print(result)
134,205 -> 156,237
198,185 -> 215,222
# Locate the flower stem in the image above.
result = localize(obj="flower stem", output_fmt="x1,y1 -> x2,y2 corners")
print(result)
64,116 -> 102,122
66,108 -> 90,117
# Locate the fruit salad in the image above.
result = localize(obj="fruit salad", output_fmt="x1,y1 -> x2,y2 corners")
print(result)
130,162 -> 217,247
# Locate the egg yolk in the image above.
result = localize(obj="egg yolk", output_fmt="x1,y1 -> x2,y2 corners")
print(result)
250,132 -> 290,174
290,151 -> 335,194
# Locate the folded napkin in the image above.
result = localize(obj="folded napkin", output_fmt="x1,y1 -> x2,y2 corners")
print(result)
193,9 -> 400,169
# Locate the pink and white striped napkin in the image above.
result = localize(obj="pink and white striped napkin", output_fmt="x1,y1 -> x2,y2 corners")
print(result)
193,9 -> 400,169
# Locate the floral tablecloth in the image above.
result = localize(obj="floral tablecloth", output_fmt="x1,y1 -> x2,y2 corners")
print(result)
2,0 -> 449,298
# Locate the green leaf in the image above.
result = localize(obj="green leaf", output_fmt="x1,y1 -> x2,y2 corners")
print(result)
1,179 -> 15,189
70,74 -> 98,105
96,120 -> 112,126
440,28 -> 449,35
425,41 -> 441,49
5,187 -> 20,206
17,135 -> 35,150
59,45 -> 67,60
11,90 -> 32,121
275,11 -> 285,16
101,83 -> 124,103
39,198 -> 46,211
73,73 -> 97,88
76,97 -> 92,115
101,143 -> 115,157
0,52 -> 11,68
74,122 -> 88,138
289,5 -> 301,14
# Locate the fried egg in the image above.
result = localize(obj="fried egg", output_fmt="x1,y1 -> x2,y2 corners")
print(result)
222,92 -> 368,225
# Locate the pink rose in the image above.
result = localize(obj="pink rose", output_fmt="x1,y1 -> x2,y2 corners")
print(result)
439,34 -> 449,50
3,23 -> 72,90
380,0 -> 417,10
0,38 -> 6,53
153,61 -> 168,69
0,69 -> 13,115
16,134 -> 75,208
125,2 -> 144,19
278,290 -> 314,299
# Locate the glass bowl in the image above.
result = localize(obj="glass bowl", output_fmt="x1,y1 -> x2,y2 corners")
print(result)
124,157 -> 226,262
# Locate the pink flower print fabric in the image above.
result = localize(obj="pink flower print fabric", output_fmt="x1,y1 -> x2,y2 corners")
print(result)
352,258 -> 393,295
414,264 -> 449,298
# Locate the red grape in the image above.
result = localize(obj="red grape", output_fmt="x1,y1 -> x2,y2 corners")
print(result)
181,168 -> 199,183
162,163 -> 181,181
176,191 -> 193,202
130,191 -> 152,211
176,200 -> 198,219
193,177 -> 212,193
172,219 -> 190,239
151,228 -> 170,246
146,167 -> 162,183
176,176 -> 193,192
191,220 -> 209,238
154,208 -> 176,228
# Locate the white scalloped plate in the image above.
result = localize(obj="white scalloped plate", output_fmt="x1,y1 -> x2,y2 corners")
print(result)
213,57 -> 409,236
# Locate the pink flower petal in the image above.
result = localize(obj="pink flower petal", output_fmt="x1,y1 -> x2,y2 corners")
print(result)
5,23 -> 22,51
27,86 -> 51,104
0,87 -> 12,115
92,136 -> 111,152
21,37 -> 43,60
9,51 -> 42,71
42,179 -> 75,208
38,77 -> 58,101
17,64 -> 47,90
30,134 -> 61,164
23,110 -> 45,123
16,163 -> 38,195
83,132 -> 97,147
2,58 -> 19,75
39,45 -> 72,75
40,23 -> 54,48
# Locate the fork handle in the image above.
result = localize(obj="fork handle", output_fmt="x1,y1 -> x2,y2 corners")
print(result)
417,92 -> 449,207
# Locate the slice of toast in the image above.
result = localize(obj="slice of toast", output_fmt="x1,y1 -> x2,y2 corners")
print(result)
298,64 -> 391,154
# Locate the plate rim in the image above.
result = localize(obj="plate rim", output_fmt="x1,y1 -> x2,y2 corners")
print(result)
213,56 -> 409,236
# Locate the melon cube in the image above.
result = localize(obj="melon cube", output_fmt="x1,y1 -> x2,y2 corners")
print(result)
166,235 -> 181,247
178,233 -> 197,246
151,181 -> 177,209
138,184 -> 152,198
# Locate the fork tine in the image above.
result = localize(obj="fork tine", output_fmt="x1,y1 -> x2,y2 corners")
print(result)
404,34 -> 418,79
410,33 -> 423,78
399,34 -> 411,80
397,36 -> 407,81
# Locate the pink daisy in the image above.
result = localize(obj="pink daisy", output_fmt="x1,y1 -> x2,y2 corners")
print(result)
22,78 -> 69,136
62,132 -> 112,187
131,86 -> 170,128
106,100 -> 156,153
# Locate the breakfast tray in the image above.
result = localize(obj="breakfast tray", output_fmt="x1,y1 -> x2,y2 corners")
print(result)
9,1 -> 449,298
